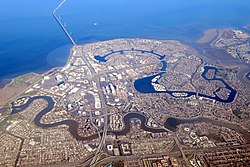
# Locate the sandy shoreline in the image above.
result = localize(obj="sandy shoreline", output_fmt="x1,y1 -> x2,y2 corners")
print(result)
196,28 -> 219,44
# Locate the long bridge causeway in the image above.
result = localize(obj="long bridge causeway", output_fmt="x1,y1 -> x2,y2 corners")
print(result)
53,0 -> 77,46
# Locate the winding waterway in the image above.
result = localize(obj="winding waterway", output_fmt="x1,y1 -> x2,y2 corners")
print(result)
9,49 -> 249,142
11,96 -> 99,140
11,96 -> 165,140
164,117 -> 250,141
96,49 -> 237,103
11,96 -> 250,142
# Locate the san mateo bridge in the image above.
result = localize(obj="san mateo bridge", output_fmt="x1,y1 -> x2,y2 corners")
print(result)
53,0 -> 77,46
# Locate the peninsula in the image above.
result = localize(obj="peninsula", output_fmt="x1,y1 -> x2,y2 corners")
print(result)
0,38 -> 250,167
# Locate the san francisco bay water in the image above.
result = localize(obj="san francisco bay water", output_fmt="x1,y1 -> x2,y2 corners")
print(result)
0,0 -> 250,80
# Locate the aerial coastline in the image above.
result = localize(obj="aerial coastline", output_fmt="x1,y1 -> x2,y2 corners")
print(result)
195,28 -> 250,85
196,28 -> 219,44
1,0 -> 250,165
244,24 -> 250,31
1,37 -> 250,166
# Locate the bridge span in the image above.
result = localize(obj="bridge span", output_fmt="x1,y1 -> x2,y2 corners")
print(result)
53,0 -> 77,46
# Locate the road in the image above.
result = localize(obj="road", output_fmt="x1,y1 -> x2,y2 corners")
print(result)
79,50 -> 109,166
161,125 -> 191,166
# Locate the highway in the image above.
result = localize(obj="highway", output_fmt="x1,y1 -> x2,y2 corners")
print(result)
79,50 -> 109,166
95,152 -> 182,165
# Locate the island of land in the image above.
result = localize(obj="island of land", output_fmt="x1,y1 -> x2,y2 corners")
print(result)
0,36 -> 250,167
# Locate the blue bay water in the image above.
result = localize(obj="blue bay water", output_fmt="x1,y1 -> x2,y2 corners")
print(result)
0,0 -> 250,80
0,0 -> 70,80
